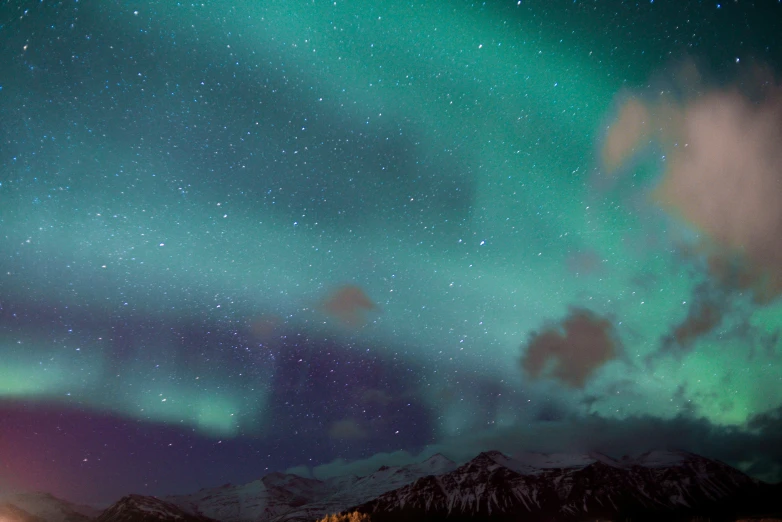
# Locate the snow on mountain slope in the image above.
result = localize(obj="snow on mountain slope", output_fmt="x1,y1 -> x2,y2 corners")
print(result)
95,494 -> 217,522
321,475 -> 359,493
92,449 -> 775,522
356,451 -> 560,518
168,480 -> 265,522
510,451 -> 597,472
351,450 -> 770,521
0,502 -> 46,522
165,454 -> 457,522
268,453 -> 457,522
631,449 -> 693,468
331,453 -> 458,506
554,452 -> 761,519
4,450 -> 777,521
167,472 -> 332,522
404,453 -> 457,477
0,492 -> 100,522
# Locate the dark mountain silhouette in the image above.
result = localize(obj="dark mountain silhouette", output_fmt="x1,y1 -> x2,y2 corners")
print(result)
4,450 -> 780,521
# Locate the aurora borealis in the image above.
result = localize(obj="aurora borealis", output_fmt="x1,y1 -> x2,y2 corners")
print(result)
1,0 -> 782,505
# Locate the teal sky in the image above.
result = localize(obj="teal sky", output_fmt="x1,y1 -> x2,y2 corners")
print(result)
1,0 -> 781,503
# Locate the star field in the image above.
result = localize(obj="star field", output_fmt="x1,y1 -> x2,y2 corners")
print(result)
1,0 -> 781,504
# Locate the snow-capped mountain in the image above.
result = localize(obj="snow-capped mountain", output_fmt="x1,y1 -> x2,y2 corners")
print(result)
353,450 -> 561,519
166,472 -> 334,522
0,492 -> 101,522
7,450 -> 780,521
0,502 -> 46,522
351,449 -> 779,521
163,449 -> 778,522
163,453 -> 457,522
268,453 -> 457,522
94,495 -> 217,522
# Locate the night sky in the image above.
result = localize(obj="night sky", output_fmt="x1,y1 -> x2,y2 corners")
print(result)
1,0 -> 782,506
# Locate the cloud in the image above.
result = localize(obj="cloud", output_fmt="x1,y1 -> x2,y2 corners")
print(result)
248,314 -> 283,342
288,405 -> 782,483
660,281 -> 727,355
565,249 -> 603,277
302,449 -> 425,479
600,96 -> 655,174
285,465 -> 313,479
449,409 -> 782,479
520,307 -> 620,388
601,63 -> 782,304
328,419 -> 368,440
746,405 -> 782,481
319,285 -> 378,326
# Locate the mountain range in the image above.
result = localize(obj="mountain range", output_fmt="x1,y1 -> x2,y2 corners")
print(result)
2,450 -> 780,522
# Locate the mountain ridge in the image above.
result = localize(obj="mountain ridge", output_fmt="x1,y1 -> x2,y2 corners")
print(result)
3,450 -> 780,522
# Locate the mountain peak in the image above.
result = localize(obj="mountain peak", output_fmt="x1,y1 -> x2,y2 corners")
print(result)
632,449 -> 696,467
461,450 -> 520,473
0,491 -> 100,522
10,449 -> 780,522
474,450 -> 508,461
586,451 -> 623,467
420,453 -> 455,468
422,452 -> 452,463
346,448 -> 773,522
0,503 -> 45,522
512,451 -> 596,470
96,494 -> 217,522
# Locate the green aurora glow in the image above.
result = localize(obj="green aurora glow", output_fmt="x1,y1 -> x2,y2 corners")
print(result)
1,0 -> 781,443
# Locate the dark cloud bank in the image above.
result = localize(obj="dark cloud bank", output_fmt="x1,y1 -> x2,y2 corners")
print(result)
292,406 -> 782,485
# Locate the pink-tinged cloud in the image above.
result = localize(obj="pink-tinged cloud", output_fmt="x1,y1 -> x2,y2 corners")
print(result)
248,314 -> 283,341
521,308 -> 620,388
320,285 -> 378,326
602,64 -> 782,303
600,97 -> 655,173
